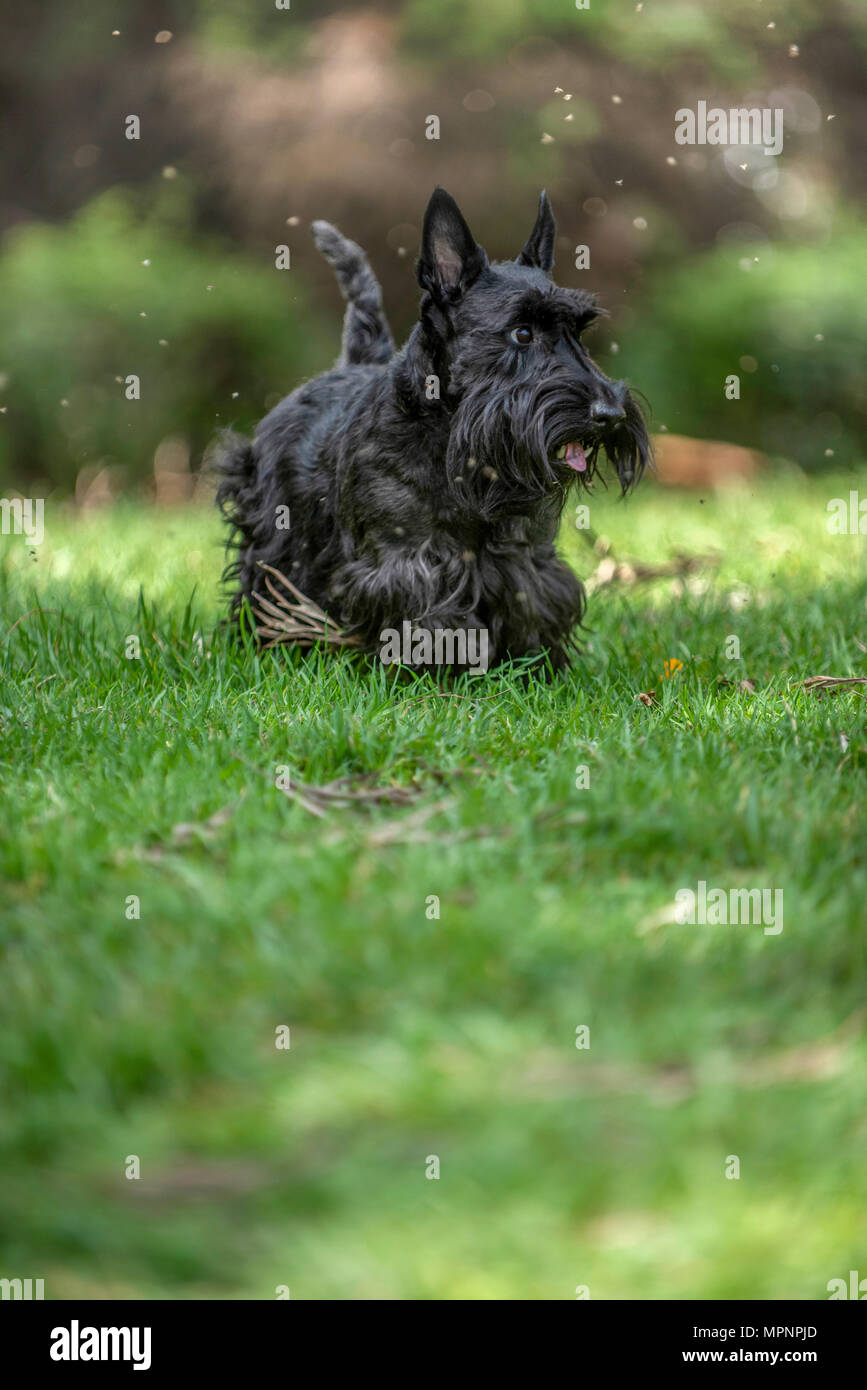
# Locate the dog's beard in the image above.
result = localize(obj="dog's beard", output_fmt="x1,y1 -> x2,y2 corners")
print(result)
445,379 -> 651,519
595,396 -> 652,491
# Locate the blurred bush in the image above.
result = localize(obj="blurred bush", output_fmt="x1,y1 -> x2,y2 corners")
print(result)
1,0 -> 864,491
615,224 -> 867,467
400,0 -> 826,78
0,188 -> 332,494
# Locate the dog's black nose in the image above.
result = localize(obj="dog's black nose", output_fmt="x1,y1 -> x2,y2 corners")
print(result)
590,398 -> 626,426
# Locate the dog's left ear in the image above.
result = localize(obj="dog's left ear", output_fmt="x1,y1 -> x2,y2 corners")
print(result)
418,188 -> 488,302
516,190 -> 556,272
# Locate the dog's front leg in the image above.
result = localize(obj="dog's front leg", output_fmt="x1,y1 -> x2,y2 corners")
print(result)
330,548 -> 487,670
486,546 -> 585,668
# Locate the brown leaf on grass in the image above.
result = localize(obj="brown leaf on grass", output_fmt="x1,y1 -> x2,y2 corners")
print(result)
637,691 -> 656,707
802,675 -> 867,694
251,563 -> 361,651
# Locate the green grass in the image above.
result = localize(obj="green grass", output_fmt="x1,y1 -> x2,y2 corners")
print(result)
1,469 -> 866,1300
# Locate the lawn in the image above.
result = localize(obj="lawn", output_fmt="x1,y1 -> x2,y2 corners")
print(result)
1,467 -> 865,1300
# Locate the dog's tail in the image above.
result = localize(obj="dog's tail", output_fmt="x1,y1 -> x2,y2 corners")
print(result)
312,220 -> 394,367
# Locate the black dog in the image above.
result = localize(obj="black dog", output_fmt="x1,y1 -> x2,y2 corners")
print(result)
216,188 -> 649,670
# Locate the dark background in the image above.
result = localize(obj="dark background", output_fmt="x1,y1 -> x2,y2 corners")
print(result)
0,0 -> 864,497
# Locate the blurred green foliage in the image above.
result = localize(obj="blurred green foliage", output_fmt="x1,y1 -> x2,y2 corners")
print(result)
617,226 -> 867,466
0,0 -> 865,491
0,189 -> 331,492
400,0 -> 834,77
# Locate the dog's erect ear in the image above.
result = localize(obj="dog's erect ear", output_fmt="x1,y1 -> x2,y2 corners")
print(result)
516,190 -> 556,272
417,188 -> 488,302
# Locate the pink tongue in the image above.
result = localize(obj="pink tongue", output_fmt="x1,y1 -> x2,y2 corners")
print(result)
565,441 -> 587,473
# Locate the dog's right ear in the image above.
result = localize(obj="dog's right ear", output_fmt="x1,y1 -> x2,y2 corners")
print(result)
516,190 -> 556,272
417,188 -> 488,302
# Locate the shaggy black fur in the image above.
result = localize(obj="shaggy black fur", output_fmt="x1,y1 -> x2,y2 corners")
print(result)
216,188 -> 650,670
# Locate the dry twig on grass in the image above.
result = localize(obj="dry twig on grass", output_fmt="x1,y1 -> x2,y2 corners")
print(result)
586,550 -> 720,594
576,524 -> 719,594
251,563 -> 361,650
276,773 -> 420,819
801,675 -> 867,694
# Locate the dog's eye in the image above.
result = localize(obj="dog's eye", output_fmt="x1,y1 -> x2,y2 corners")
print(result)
510,326 -> 533,346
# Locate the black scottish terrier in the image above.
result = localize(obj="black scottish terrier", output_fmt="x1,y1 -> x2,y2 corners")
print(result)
217,188 -> 649,670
